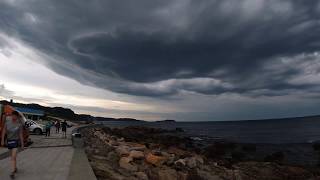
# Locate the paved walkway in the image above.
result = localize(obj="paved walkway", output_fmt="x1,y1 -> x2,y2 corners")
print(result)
0,126 -> 95,180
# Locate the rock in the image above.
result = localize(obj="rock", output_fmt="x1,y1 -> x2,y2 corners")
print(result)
177,171 -> 188,180
129,150 -> 145,159
145,153 -> 167,166
158,168 -> 178,180
119,157 -> 137,172
116,146 -> 130,157
90,160 -> 126,180
186,157 -> 197,168
127,142 -> 147,151
107,151 -> 119,163
134,172 -> 149,180
203,142 -> 236,160
167,147 -> 190,157
151,149 -> 162,156
174,159 -> 187,169
109,140 -> 119,146
196,169 -> 223,180
91,155 -> 108,161
185,155 -> 204,168
166,154 -> 176,165
236,162 -> 314,180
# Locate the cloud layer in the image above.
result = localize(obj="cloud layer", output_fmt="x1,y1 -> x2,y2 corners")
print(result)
1,0 -> 320,98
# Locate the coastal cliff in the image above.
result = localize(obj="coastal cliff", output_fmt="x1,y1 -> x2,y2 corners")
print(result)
81,126 -> 319,180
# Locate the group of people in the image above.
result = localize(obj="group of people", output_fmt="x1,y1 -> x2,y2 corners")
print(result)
45,119 -> 68,138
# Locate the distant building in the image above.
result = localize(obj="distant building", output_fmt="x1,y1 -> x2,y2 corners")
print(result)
14,107 -> 45,121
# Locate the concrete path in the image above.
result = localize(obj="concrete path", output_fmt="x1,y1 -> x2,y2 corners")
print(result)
0,126 -> 96,180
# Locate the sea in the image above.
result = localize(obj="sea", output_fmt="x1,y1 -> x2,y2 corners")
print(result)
97,116 -> 320,144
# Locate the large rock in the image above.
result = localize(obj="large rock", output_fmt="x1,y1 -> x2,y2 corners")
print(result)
119,157 -> 138,172
145,153 -> 167,166
129,150 -> 145,159
185,156 -> 204,169
116,146 -> 130,157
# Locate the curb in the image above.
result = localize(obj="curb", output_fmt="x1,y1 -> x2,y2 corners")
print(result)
68,127 -> 97,180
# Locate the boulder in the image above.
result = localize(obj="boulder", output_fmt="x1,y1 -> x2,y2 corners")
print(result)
175,159 -> 186,167
145,153 -> 167,166
119,157 -> 138,172
186,157 -> 197,169
129,150 -> 145,159
116,146 -> 130,157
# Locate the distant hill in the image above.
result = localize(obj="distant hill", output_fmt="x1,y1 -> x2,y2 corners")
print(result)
0,100 -> 143,123
155,119 -> 176,123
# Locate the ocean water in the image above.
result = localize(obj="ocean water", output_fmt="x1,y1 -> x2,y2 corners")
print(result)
98,117 -> 320,144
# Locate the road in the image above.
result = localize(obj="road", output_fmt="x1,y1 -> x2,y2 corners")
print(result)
0,126 -> 96,180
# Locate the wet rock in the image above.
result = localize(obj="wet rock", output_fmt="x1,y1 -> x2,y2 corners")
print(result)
145,153 -> 167,166
129,150 -> 145,159
119,157 -> 137,172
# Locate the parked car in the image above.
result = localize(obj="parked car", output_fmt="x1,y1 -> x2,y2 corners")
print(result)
25,119 -> 46,135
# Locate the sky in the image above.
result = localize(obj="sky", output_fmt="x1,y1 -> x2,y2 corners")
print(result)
1,0 -> 320,121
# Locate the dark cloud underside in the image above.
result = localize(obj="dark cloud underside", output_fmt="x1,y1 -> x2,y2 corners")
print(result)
1,0 -> 320,97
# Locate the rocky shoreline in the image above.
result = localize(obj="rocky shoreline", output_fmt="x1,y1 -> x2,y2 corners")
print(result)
81,126 -> 320,180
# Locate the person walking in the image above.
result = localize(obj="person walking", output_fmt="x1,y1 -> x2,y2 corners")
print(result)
1,111 -> 25,178
61,120 -> 67,138
45,121 -> 52,137
55,120 -> 61,133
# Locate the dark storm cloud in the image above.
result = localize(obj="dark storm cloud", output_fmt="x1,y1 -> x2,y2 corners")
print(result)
1,0 -> 320,97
